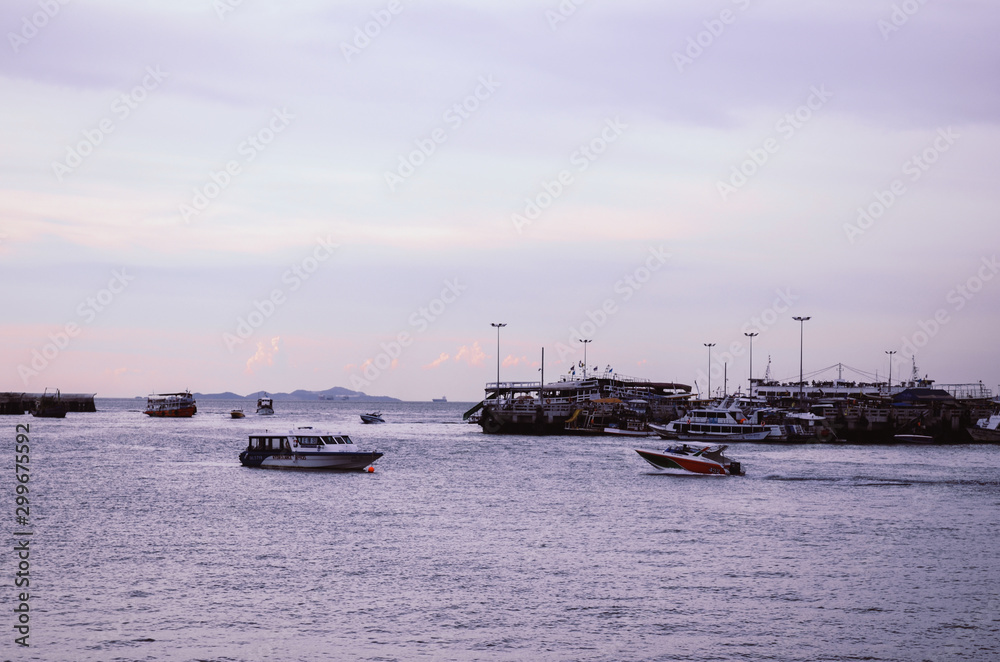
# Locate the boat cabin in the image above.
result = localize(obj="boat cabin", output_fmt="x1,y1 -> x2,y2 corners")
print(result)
246,432 -> 356,451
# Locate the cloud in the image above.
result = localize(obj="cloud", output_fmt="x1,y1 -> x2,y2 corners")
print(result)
502,354 -> 539,368
454,341 -> 486,366
423,352 -> 450,370
245,336 -> 280,375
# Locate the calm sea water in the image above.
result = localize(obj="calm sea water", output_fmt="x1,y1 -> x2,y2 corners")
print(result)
7,399 -> 1000,661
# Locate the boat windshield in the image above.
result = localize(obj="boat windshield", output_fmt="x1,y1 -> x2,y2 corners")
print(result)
320,436 -> 354,444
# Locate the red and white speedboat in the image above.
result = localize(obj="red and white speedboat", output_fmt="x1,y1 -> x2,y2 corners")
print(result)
635,444 -> 745,476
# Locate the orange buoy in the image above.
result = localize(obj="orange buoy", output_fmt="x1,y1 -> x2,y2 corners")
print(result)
367,466 -> 374,473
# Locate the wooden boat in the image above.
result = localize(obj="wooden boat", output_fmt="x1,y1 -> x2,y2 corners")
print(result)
230,409 -> 245,419
32,388 -> 68,418
144,391 -> 197,417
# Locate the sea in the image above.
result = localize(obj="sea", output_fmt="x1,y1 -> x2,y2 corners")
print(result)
6,399 -> 1000,662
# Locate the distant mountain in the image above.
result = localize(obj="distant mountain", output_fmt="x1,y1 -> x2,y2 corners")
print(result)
192,387 -> 400,402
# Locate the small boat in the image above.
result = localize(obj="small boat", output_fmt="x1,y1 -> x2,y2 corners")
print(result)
144,391 -> 197,417
33,388 -> 68,418
230,409 -> 245,419
967,414 -> 1000,442
894,434 -> 935,444
239,428 -> 382,471
256,393 -> 274,416
360,412 -> 385,424
635,444 -> 745,476
432,396 -> 448,403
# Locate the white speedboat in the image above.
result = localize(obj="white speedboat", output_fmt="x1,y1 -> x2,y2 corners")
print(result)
256,393 -> 274,415
360,412 -> 385,424
635,444 -> 745,476
239,428 -> 382,471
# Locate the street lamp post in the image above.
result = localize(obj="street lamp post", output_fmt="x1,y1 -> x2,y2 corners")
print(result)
792,316 -> 811,405
579,339 -> 592,379
885,350 -> 896,393
491,322 -> 506,394
703,343 -> 715,399
744,332 -> 758,398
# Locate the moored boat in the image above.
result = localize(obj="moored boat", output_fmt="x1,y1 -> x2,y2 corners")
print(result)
32,388 -> 68,418
635,444 -> 745,476
650,406 -> 774,442
230,409 -> 245,419
239,428 -> 382,471
893,434 -> 935,444
144,391 -> 197,417
967,414 -> 1000,442
360,411 -> 384,424
256,393 -> 274,415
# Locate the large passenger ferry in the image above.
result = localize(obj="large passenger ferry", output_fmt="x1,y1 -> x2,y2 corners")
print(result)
144,391 -> 197,417
465,373 -> 692,435
239,427 -> 382,471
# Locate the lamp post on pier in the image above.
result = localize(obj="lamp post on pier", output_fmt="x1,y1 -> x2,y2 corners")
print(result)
792,316 -> 811,405
744,332 -> 758,399
491,322 -> 506,394
579,339 -> 592,379
703,343 -> 716,399
885,350 -> 896,393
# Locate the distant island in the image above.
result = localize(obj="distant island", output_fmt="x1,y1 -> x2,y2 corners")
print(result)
190,386 -> 401,402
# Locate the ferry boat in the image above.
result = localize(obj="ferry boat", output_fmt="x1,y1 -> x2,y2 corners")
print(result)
635,444 -> 745,476
649,406 -> 775,442
432,396 -> 448,403
32,388 -> 68,418
144,391 -> 197,417
256,393 -> 274,415
239,428 -> 382,471
466,373 -> 692,435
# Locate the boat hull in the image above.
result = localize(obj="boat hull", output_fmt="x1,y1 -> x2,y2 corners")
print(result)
360,415 -> 384,424
239,450 -> 382,471
144,406 -> 196,418
635,448 -> 743,476
967,427 -> 1000,442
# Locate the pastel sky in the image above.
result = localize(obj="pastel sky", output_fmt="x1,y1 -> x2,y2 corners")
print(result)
2,0 -> 998,401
